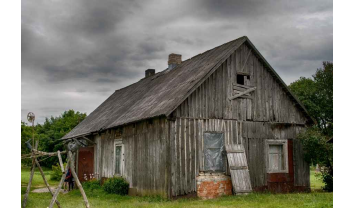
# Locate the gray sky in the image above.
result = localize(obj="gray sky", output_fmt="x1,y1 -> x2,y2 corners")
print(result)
21,0 -> 333,124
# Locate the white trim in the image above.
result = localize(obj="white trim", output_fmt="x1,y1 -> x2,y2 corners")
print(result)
265,139 -> 288,173
113,139 -> 124,176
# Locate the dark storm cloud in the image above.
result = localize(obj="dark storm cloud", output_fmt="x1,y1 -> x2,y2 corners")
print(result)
22,0 -> 332,123
201,0 -> 332,18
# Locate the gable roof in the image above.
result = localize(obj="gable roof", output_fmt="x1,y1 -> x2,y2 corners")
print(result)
62,36 -> 313,140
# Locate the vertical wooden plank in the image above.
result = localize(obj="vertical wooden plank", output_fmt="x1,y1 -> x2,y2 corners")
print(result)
193,119 -> 197,191
198,119 -> 202,171
186,119 -> 191,193
171,120 -> 176,196
176,119 -> 180,195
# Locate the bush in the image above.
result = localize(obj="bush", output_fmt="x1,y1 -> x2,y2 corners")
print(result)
322,171 -> 333,192
83,179 -> 101,191
298,127 -> 333,192
103,177 -> 129,195
50,162 -> 66,181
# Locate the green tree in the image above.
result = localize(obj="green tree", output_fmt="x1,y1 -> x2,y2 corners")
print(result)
21,121 -> 36,165
290,62 -> 333,191
297,127 -> 333,191
289,61 -> 333,136
21,110 -> 86,167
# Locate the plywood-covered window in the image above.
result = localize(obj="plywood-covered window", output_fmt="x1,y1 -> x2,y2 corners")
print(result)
114,139 -> 124,176
266,140 -> 288,173
204,132 -> 225,172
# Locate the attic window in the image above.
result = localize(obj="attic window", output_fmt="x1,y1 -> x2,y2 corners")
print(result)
237,75 -> 244,85
237,74 -> 252,85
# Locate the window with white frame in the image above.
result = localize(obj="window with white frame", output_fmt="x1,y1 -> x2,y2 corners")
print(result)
266,140 -> 288,173
114,139 -> 124,176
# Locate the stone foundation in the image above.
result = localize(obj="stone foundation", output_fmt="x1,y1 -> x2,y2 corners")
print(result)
196,173 -> 232,199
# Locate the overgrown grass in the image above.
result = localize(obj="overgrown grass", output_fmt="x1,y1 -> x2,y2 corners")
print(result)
21,166 -> 332,207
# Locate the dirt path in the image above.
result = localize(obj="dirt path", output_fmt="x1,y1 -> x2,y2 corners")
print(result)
31,187 -> 65,193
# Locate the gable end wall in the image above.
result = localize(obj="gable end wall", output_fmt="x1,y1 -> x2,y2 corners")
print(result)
174,42 -> 308,124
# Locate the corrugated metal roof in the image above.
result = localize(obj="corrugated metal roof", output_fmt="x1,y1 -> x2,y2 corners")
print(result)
62,36 -> 313,140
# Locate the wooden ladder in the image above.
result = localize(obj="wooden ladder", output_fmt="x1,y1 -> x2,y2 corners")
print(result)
226,144 -> 252,194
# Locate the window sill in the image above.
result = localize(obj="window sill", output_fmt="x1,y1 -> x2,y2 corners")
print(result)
267,170 -> 289,174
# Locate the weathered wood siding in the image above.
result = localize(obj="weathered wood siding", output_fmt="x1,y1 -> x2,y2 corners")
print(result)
94,117 -> 170,196
175,42 -> 308,124
91,42 -> 310,197
169,118 -> 309,196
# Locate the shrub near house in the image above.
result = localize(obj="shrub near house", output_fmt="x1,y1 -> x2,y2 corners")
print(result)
103,177 -> 129,195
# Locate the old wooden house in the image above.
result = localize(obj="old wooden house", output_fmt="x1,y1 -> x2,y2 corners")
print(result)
62,36 -> 313,198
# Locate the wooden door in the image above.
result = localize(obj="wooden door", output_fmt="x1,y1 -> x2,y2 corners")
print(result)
78,146 -> 94,182
226,144 -> 252,194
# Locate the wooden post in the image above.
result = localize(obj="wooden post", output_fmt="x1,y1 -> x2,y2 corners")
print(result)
22,141 -> 38,208
49,153 -> 73,208
22,159 -> 35,208
34,159 -> 61,208
68,151 -> 90,208
57,150 -> 65,173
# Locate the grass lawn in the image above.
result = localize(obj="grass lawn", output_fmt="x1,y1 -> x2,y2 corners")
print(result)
21,166 -> 58,188
21,166 -> 332,208
310,166 -> 325,191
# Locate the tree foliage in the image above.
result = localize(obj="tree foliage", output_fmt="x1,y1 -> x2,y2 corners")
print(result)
289,62 -> 333,136
290,62 -> 333,191
21,110 -> 86,167
297,127 -> 333,191
21,121 -> 37,165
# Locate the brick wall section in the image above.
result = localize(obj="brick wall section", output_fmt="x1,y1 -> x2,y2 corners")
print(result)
196,174 -> 233,199
168,53 -> 182,65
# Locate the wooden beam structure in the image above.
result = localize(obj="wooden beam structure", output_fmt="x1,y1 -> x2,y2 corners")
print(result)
229,87 -> 256,100
22,141 -> 90,208
49,153 -> 72,208
35,159 -> 61,208
69,151 -> 90,208
22,141 -> 38,208
57,150 -> 65,173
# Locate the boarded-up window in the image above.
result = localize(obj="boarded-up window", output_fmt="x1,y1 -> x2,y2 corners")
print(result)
204,132 -> 224,172
266,140 -> 288,173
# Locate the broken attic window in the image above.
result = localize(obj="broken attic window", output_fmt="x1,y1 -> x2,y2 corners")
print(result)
204,132 -> 225,172
237,74 -> 245,85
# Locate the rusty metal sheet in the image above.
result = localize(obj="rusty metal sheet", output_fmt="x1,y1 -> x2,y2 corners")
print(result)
78,146 -> 94,182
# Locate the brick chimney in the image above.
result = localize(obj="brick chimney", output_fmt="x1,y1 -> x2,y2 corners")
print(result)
168,53 -> 182,70
145,69 -> 155,78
